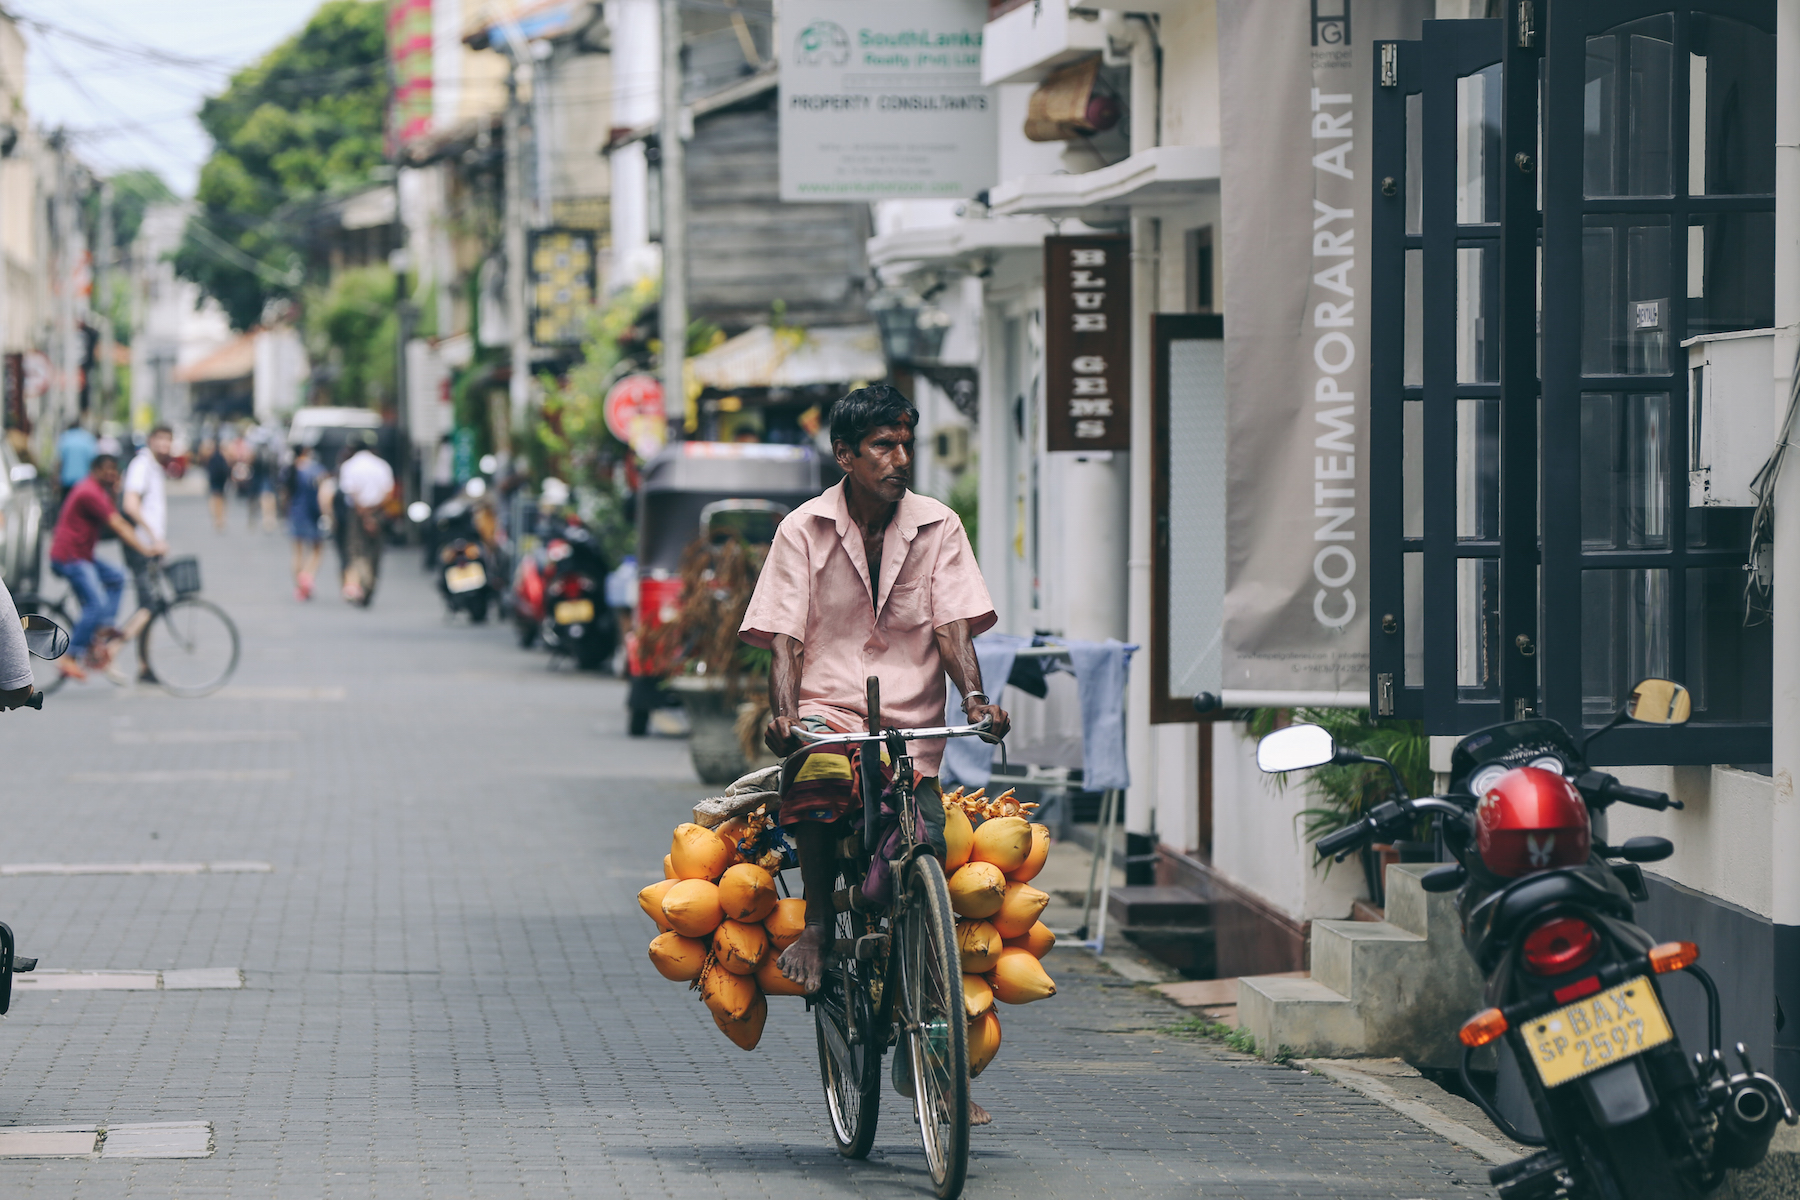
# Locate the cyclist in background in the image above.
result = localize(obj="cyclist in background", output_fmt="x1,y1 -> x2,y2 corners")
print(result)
48,454 -> 164,682
117,426 -> 174,684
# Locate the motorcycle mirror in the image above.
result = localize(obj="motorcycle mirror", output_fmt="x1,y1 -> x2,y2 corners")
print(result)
1256,724 -> 1337,774
1625,678 -> 1691,726
406,501 -> 433,524
1617,835 -> 1675,863
20,614 -> 69,660
1420,863 -> 1467,893
465,478 -> 488,499
478,453 -> 499,475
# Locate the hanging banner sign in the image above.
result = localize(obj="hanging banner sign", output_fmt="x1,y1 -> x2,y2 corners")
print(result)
1217,0 -> 1429,699
778,0 -> 996,201
1044,234 -> 1131,452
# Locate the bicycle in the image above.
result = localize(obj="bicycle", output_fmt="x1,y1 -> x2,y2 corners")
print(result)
16,556 -> 239,698
790,678 -> 1001,1200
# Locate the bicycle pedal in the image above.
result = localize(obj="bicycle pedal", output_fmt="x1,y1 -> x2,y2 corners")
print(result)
854,933 -> 889,962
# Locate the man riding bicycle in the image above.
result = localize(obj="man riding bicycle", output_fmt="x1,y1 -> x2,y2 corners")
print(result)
48,454 -> 165,682
738,385 -> 1011,1069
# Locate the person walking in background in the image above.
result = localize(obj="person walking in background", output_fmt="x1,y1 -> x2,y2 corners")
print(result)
117,426 -> 174,684
337,439 -> 393,606
47,454 -> 164,682
204,438 -> 231,532
286,444 -> 327,600
53,419 -> 97,526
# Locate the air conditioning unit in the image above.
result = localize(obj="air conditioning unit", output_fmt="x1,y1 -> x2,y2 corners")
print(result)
1685,328 -> 1778,508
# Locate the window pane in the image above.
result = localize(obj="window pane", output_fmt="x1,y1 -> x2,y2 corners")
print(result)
1405,248 -> 1424,388
1687,15 -> 1775,196
1457,246 -> 1497,383
1580,392 -> 1670,550
1403,399 -> 1423,540
1404,551 -> 1424,687
1584,17 -> 1674,198
1685,566 -> 1771,721
1457,65 -> 1501,224
1457,397 -> 1499,540
1458,557 -> 1501,698
1686,504 -> 1750,549
1582,218 -> 1671,375
1406,92 -> 1423,238
1687,212 -> 1775,339
1582,568 -> 1671,718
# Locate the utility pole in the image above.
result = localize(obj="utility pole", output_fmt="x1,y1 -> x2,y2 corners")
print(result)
501,62 -> 532,463
659,0 -> 687,442
392,246 -> 416,507
52,133 -> 79,436
96,179 -> 116,427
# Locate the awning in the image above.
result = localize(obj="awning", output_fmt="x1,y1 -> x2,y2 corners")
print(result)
867,215 -> 1060,273
688,325 -> 885,392
175,335 -> 256,385
986,145 -> 1221,219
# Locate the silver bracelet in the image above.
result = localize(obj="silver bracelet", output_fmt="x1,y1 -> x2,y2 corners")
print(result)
961,691 -> 989,711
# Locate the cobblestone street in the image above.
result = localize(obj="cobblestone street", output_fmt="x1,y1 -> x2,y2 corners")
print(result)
0,498 -> 1500,1197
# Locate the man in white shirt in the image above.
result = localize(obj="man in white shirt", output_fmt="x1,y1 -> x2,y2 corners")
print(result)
337,440 -> 394,606
119,426 -> 174,683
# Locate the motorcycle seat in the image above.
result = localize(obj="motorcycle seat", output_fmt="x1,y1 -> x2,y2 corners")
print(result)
1466,866 -> 1635,968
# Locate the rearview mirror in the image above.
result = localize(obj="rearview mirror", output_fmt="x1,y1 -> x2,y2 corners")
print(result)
1626,679 -> 1691,726
20,614 -> 68,660
1256,724 -> 1337,773
406,501 -> 433,524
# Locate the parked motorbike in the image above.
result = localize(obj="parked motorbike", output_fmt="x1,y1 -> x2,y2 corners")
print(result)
1257,680 -> 1797,1199
410,479 -> 495,623
514,513 -> 614,670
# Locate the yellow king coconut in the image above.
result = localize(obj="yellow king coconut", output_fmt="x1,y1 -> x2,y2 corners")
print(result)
764,898 -> 806,950
968,1010 -> 1002,1077
990,881 -> 1051,939
712,919 -> 769,975
757,953 -> 809,997
962,972 -> 995,1019
717,863 -> 779,922
1003,921 -> 1057,959
944,804 -> 974,873
948,861 -> 1007,918
663,854 -> 676,879
1011,823 -> 1052,883
662,878 -> 725,938
715,817 -> 751,869
647,931 -> 709,981
713,990 -> 768,1051
670,823 -> 732,880
969,815 -> 1032,874
638,879 -> 677,932
701,961 -> 761,1022
956,919 -> 1002,973
987,946 -> 1057,1004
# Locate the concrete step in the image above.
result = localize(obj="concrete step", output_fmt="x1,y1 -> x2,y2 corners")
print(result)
1106,885 -> 1209,926
1237,974 -> 1364,1058
1309,917 -> 1425,998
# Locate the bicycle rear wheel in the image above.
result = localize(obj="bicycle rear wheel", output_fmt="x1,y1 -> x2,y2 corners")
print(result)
14,595 -> 76,695
899,853 -> 969,1200
143,598 -> 239,697
813,863 -> 883,1159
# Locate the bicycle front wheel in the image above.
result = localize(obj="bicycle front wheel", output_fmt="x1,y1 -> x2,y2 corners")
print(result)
143,598 -> 240,697
814,862 -> 883,1159
899,854 -> 970,1200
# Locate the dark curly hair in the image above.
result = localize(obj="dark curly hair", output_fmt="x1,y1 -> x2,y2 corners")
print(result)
828,383 -> 918,454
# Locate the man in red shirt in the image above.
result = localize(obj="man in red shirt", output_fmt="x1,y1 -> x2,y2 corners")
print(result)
48,454 -> 164,681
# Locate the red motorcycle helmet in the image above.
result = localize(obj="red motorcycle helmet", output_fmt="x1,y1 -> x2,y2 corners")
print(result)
1475,766 -> 1591,878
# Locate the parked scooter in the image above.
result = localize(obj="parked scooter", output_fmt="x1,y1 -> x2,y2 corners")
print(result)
410,477 -> 495,623
1257,680 -> 1797,1199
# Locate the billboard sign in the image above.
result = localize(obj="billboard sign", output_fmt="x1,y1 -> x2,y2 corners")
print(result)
1043,234 -> 1131,452
779,0 -> 996,201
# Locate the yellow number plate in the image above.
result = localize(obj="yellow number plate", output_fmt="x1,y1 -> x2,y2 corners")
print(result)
445,563 -> 487,594
1526,976 -> 1673,1088
554,599 -> 595,625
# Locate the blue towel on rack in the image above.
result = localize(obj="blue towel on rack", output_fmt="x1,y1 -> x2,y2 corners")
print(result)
1064,639 -> 1133,791
940,633 -> 1030,788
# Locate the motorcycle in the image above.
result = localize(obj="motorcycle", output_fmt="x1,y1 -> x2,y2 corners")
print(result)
409,478 -> 495,624
1256,679 -> 1797,1199
518,514 -> 614,670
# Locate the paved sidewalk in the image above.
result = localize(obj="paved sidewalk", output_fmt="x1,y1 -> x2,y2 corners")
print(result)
0,497 -> 1498,1196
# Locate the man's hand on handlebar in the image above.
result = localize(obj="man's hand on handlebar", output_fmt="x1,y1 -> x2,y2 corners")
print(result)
0,684 -> 37,710
964,700 -> 1010,743
765,714 -> 803,758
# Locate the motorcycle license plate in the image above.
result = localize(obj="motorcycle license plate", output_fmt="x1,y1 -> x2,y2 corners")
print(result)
445,563 -> 487,594
554,599 -> 595,625
1526,976 -> 1674,1089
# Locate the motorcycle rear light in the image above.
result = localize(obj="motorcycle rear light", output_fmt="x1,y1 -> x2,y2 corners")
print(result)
562,577 -> 584,596
464,545 -> 481,560
1460,1008 -> 1509,1048
1522,917 -> 1599,976
1552,976 -> 1602,1005
1649,941 -> 1700,974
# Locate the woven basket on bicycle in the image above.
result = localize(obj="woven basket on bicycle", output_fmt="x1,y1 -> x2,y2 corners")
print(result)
164,556 -> 203,596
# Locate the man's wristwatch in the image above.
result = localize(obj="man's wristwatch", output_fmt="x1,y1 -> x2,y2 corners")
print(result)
961,691 -> 989,712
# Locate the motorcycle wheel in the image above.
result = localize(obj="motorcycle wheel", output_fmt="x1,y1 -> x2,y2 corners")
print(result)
467,594 -> 489,624
516,620 -> 536,648
629,706 -> 650,737
1572,1119 -> 1706,1200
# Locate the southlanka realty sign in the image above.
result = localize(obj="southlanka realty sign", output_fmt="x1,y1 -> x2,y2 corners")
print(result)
779,0 -> 996,201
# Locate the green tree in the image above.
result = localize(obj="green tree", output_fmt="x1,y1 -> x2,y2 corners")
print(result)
174,0 -> 390,330
303,265 -> 396,408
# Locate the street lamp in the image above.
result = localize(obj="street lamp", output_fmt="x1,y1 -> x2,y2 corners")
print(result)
868,288 -> 952,366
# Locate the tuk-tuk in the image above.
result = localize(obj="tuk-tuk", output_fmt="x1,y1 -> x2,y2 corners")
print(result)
626,441 -> 823,735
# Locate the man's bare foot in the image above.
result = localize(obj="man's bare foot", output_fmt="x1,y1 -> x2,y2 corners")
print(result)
777,924 -> 829,994
970,1101 -> 991,1126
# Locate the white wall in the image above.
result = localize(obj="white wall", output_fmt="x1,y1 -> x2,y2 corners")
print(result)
1159,0 -> 1221,149
607,0 -> 661,289
1607,766 -> 1776,920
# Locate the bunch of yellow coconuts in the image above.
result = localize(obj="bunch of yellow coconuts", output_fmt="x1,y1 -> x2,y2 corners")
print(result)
637,817 -> 807,1051
942,786 -> 1058,1078
635,787 -> 1059,1066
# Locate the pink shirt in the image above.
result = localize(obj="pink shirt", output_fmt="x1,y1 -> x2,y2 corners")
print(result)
740,481 -> 997,775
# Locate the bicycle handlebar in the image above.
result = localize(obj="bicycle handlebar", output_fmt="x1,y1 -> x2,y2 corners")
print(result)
790,716 -> 997,750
